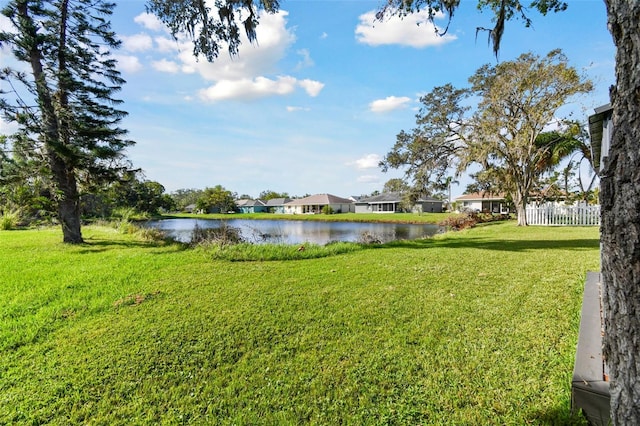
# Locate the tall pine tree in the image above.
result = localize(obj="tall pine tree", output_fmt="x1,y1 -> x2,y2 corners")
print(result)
0,0 -> 133,243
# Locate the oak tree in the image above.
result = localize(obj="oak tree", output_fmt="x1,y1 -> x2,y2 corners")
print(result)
381,50 -> 592,225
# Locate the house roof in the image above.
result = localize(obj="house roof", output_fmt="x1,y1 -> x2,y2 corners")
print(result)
417,196 -> 443,203
265,198 -> 292,206
357,192 -> 443,204
237,199 -> 265,207
455,192 -> 506,202
357,192 -> 403,203
285,193 -> 353,206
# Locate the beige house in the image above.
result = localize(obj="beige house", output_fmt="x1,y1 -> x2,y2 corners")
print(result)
455,192 -> 513,214
284,194 -> 354,214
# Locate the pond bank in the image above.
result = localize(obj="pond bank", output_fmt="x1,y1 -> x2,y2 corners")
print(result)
159,211 -> 458,225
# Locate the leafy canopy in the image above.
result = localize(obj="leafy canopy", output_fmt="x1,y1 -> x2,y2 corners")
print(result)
380,50 -> 593,224
378,0 -> 568,56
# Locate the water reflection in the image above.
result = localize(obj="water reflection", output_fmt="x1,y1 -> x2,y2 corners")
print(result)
145,218 -> 442,245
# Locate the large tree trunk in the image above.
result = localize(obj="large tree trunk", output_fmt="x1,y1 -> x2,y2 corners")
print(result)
49,153 -> 83,244
601,1 -> 640,423
513,189 -> 528,226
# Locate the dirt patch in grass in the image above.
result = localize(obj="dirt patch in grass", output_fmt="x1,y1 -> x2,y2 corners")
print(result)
113,291 -> 162,308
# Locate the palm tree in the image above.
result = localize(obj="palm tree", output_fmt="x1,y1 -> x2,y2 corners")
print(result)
443,176 -> 460,210
534,124 -> 597,202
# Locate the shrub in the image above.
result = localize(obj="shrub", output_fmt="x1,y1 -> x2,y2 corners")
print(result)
358,231 -> 383,244
112,207 -> 136,221
438,212 -> 512,231
321,205 -> 334,215
190,222 -> 244,247
0,210 -> 21,230
438,212 -> 481,231
135,226 -> 169,242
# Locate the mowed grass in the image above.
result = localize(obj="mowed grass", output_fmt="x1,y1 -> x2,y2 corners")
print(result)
0,222 -> 599,425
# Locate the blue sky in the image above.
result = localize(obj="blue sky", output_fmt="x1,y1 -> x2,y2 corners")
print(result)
1,0 -> 615,199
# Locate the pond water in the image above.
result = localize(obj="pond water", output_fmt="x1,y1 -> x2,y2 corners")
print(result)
144,218 -> 443,245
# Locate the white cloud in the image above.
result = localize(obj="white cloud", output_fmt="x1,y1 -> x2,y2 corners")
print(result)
287,106 -> 310,112
369,96 -> 412,113
0,119 -> 19,135
199,76 -> 299,102
127,9 -> 322,102
155,36 -> 179,53
320,32 -> 328,40
0,14 -> 14,32
296,49 -> 314,70
178,10 -> 295,82
350,154 -> 382,170
121,33 -> 153,52
298,79 -> 324,97
355,10 -> 456,48
152,59 -> 181,73
134,13 -> 167,32
114,55 -> 143,73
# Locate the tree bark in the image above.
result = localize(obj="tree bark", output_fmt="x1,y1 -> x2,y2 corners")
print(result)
49,153 -> 83,244
513,188 -> 528,226
601,0 -> 640,423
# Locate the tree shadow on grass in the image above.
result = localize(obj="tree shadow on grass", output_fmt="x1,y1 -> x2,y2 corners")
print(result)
74,238 -> 188,255
380,234 -> 600,253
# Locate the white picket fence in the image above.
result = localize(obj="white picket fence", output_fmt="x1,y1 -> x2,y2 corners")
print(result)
525,204 -> 601,226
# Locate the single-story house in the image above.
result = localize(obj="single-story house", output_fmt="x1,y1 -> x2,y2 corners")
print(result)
413,196 -> 444,213
455,192 -> 513,214
354,192 -> 444,213
355,193 -> 403,213
265,198 -> 292,214
236,199 -> 267,213
284,193 -> 354,214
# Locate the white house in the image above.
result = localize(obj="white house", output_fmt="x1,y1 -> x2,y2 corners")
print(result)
454,192 -> 513,214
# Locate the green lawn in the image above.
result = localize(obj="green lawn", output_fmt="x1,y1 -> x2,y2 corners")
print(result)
0,222 -> 599,425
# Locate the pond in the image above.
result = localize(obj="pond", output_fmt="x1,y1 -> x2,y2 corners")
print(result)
144,218 -> 443,245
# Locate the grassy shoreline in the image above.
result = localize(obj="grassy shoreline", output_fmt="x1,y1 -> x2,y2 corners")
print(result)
1,222 -> 598,424
160,211 -> 460,224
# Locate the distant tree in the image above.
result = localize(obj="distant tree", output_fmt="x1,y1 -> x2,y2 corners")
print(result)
123,179 -> 175,214
382,178 -> 410,194
258,190 -> 290,200
440,176 -> 459,207
196,185 -> 237,213
171,188 -> 205,210
0,0 -> 133,243
79,174 -> 174,217
380,50 -> 592,226
0,134 -> 56,222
